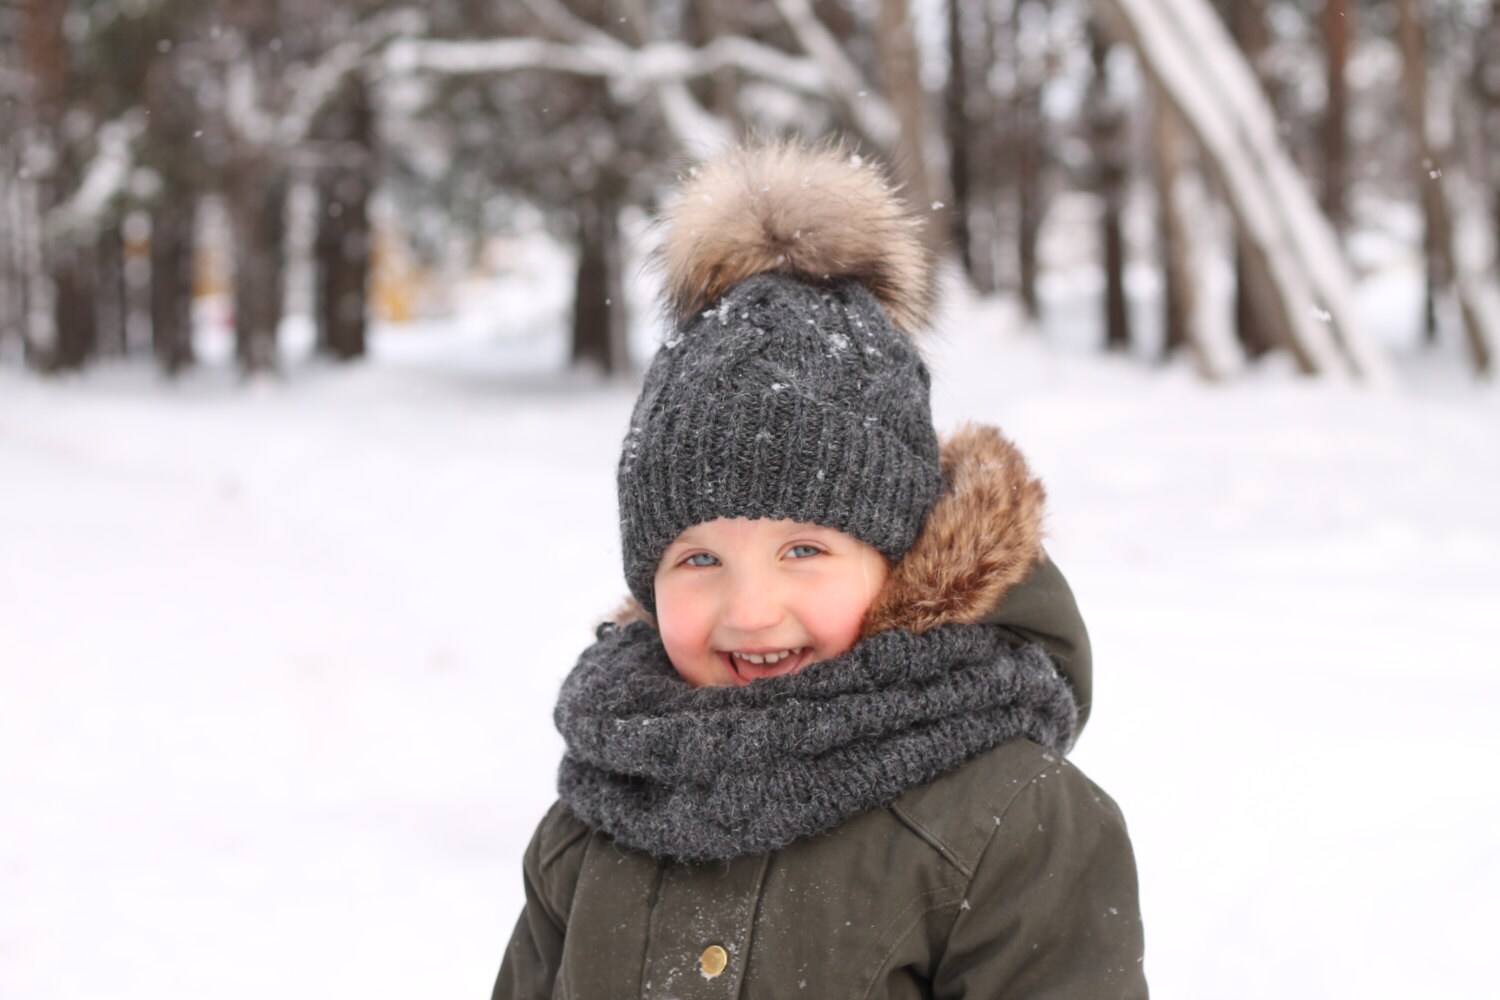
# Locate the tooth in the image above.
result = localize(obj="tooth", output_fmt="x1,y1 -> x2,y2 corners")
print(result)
741,652 -> 765,665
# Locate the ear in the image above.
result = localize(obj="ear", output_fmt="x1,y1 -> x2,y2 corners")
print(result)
861,424 -> 1046,637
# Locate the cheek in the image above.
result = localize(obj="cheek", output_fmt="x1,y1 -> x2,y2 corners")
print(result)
654,580 -> 714,659
802,578 -> 876,656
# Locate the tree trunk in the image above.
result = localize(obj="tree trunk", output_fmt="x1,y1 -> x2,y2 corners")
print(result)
151,195 -> 197,375
230,163 -> 288,376
14,155 -> 51,370
51,230 -> 97,371
1482,1 -> 1500,265
1014,0 -> 1048,321
1089,29 -> 1131,353
95,224 -> 128,357
1150,84 -> 1235,380
945,0 -> 973,281
968,0 -> 1004,295
1320,0 -> 1353,236
1395,0 -> 1496,374
1152,86 -> 1190,360
1233,253 -> 1278,358
691,0 -> 741,120
1222,0 -> 1278,360
1398,0 -> 1452,349
877,0 -> 948,253
143,44 -> 199,374
1393,0 -> 1446,348
19,0 -> 66,370
314,74 -> 374,362
0,98 -> 21,358
1484,1 -> 1500,265
570,197 -> 628,375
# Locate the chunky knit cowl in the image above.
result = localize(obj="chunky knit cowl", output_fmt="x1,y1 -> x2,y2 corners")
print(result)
554,620 -> 1078,863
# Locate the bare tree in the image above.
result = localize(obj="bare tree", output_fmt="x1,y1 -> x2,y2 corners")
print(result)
1088,26 -> 1131,353
966,0 -> 1007,296
1098,0 -> 1390,381
1149,81 -> 1235,378
313,72 -> 375,361
945,0 -> 974,279
1394,0 -> 1497,374
0,2 -> 26,360
1320,0 -> 1353,237
141,41 -> 201,374
1482,1 -> 1500,262
1217,0 -> 1277,360
18,0 -> 72,370
1014,0 -> 1050,321
876,0 -> 947,249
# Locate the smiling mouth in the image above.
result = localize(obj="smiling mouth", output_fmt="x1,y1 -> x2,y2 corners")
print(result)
722,648 -> 810,683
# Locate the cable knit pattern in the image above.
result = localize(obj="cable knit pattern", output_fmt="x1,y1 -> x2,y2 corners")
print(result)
555,620 -> 1078,863
616,273 -> 943,612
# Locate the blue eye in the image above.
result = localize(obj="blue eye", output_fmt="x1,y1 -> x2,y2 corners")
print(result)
788,544 -> 822,559
684,552 -> 719,567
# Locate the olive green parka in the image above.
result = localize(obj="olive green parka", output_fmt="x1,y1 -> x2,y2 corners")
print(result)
494,428 -> 1147,999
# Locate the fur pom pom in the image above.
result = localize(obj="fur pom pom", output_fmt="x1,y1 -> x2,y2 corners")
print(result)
658,139 -> 935,335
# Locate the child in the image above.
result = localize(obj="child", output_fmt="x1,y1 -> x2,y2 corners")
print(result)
494,141 -> 1146,999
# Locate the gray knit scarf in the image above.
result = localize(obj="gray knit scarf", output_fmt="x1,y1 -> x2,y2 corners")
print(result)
554,620 -> 1078,863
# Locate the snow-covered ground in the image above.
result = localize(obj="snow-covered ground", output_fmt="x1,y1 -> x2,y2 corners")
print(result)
2,259 -> 1497,998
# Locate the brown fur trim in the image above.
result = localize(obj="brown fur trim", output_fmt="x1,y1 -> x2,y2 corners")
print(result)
656,138 -> 935,336
860,424 -> 1045,637
608,424 -> 1045,636
607,596 -> 654,630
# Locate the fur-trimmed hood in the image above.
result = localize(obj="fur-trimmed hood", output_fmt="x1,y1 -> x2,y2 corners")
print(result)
606,424 -> 1091,725
860,423 -> 1045,637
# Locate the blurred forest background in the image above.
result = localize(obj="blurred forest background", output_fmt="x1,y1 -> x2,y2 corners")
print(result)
1,0 -> 1497,382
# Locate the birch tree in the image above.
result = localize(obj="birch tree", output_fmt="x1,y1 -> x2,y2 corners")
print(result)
1097,0 -> 1392,382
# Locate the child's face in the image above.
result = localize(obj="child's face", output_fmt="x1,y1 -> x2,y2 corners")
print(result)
653,517 -> 889,687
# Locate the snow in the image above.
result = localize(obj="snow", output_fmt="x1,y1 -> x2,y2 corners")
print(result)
2,257 -> 1498,999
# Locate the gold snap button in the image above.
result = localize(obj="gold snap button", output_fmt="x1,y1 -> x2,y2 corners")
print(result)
700,944 -> 729,978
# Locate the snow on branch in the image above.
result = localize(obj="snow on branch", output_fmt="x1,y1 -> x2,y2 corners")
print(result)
278,9 -> 427,148
770,0 -> 899,149
381,32 -> 852,151
382,35 -> 825,98
45,115 -> 143,239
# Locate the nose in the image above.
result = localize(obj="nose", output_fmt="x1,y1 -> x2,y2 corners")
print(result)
719,569 -> 784,634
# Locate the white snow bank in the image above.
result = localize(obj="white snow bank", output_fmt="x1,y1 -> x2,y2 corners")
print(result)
1,273 -> 1496,999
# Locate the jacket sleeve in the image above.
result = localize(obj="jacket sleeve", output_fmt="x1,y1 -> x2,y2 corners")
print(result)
981,550 -> 1094,732
931,760 -> 1147,1000
492,802 -> 588,1000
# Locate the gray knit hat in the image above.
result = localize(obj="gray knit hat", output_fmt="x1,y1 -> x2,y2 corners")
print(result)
619,141 -> 943,611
